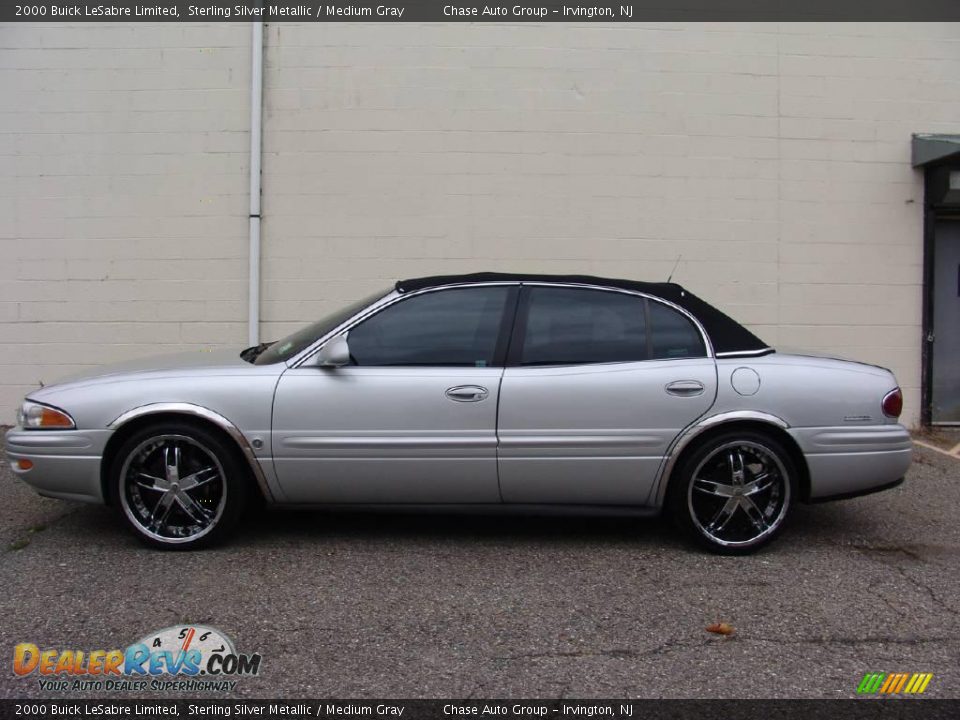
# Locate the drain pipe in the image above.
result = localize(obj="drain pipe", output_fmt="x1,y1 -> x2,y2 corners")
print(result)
248,20 -> 264,346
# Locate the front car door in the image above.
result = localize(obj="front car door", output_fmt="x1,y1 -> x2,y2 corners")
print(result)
497,285 -> 717,506
272,284 -> 517,503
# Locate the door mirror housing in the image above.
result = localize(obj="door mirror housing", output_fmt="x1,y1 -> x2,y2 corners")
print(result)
316,334 -> 351,367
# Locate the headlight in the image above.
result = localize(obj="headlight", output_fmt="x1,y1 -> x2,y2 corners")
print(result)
18,401 -> 76,430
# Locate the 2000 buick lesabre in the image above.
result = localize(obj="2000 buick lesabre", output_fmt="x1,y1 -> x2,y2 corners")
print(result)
4,273 -> 911,553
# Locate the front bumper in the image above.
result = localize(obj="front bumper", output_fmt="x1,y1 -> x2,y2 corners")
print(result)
4,426 -> 110,503
788,424 -> 913,502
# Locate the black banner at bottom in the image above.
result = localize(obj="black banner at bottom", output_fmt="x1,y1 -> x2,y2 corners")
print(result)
1,700 -> 959,720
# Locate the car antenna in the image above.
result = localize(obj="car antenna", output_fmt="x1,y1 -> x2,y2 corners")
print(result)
667,254 -> 682,283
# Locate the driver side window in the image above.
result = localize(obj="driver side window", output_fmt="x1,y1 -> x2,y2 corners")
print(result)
348,286 -> 511,367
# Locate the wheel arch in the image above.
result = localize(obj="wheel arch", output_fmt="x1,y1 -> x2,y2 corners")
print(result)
655,412 -> 811,507
101,403 -> 273,506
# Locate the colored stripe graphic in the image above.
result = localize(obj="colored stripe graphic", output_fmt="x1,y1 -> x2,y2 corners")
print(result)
857,672 -> 933,695
879,674 -> 897,693
857,673 -> 885,694
891,674 -> 909,693
905,674 -> 923,693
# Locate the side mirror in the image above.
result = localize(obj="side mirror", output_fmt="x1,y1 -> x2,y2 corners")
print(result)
316,334 -> 350,368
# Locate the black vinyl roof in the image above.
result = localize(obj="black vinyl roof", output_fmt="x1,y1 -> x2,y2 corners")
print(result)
396,272 -> 772,357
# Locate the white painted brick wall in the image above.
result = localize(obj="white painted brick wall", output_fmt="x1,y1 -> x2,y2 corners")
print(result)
4,22 -> 960,426
0,23 -> 251,416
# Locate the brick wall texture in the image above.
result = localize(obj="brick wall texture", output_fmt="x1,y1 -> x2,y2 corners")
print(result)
4,22 -> 960,426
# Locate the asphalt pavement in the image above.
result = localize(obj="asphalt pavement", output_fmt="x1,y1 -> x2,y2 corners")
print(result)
1,439 -> 958,699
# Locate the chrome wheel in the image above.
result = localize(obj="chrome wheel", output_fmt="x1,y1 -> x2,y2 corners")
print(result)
687,440 -> 790,549
119,434 -> 227,545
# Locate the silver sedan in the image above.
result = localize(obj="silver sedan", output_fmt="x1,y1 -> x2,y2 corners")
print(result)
4,273 -> 912,553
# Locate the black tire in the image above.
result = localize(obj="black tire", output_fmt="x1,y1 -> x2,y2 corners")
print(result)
108,421 -> 249,550
667,430 -> 797,555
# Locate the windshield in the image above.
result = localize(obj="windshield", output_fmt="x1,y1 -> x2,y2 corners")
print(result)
252,288 -> 390,365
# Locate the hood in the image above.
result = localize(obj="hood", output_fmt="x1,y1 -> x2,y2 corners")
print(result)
29,347 -> 251,398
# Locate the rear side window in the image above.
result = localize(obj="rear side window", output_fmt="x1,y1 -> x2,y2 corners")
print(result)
348,286 -> 510,367
516,287 -> 708,366
648,300 -> 707,359
519,287 -> 648,366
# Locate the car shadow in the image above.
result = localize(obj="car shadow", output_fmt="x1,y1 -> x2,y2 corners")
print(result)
239,508 -> 680,548
36,497 -> 883,556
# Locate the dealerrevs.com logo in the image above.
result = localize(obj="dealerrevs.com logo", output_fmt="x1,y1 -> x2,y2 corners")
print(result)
13,625 -> 262,693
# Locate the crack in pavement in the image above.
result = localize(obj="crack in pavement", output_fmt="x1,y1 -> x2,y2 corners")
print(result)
496,632 -> 957,665
5,506 -> 82,552
743,635 -> 959,647
851,543 -> 960,618
497,637 -> 713,662
893,566 -> 959,618
865,576 -> 911,620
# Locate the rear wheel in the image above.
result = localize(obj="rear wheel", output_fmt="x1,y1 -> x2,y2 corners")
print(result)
108,422 -> 248,550
668,431 -> 796,555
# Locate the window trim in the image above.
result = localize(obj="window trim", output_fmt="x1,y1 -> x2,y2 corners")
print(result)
293,283 -> 521,369
291,281 -> 713,369
505,283 -> 713,368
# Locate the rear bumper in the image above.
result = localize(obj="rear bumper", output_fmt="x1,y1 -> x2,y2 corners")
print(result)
788,424 -> 912,501
807,476 -> 904,504
4,427 -> 108,503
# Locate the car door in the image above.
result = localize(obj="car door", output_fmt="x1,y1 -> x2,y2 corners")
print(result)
497,285 -> 717,506
271,285 -> 517,504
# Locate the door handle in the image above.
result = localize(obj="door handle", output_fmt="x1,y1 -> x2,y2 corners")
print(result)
445,385 -> 489,402
665,380 -> 705,397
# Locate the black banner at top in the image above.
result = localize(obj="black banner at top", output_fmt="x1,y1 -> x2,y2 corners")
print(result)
3,0 -> 960,22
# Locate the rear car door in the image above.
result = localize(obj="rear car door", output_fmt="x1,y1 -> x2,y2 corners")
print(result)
272,285 -> 517,503
497,285 -> 717,506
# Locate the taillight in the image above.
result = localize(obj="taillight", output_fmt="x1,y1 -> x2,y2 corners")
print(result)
882,388 -> 903,419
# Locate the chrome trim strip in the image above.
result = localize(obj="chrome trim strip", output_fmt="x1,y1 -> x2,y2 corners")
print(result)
650,410 -> 790,507
107,402 -> 274,503
716,348 -> 775,358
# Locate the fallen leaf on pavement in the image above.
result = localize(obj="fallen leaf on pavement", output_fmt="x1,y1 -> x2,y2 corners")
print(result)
706,622 -> 735,636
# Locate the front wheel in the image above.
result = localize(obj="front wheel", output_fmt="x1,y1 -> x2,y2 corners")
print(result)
108,422 -> 249,550
668,431 -> 796,555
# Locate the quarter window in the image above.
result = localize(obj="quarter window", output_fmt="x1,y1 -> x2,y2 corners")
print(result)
648,300 -> 706,359
348,286 -> 510,367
